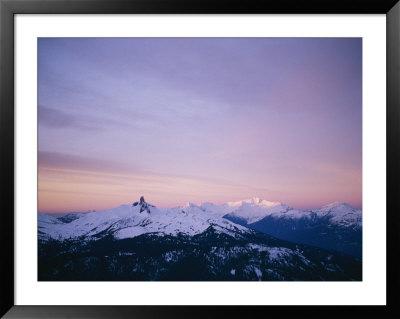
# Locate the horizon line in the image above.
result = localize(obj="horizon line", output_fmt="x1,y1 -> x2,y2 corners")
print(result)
38,196 -> 362,214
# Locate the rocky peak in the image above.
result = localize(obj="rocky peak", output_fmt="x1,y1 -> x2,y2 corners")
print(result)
132,196 -> 155,214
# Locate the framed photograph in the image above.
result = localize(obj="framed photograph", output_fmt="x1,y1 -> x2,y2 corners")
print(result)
1,0 -> 399,318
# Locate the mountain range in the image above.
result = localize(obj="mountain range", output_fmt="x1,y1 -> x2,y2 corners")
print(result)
38,197 -> 362,281
202,198 -> 362,258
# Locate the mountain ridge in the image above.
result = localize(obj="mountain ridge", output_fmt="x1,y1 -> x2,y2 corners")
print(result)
39,196 -> 362,258
38,196 -> 362,281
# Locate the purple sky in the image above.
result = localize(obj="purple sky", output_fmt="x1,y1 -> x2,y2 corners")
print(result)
38,38 -> 362,213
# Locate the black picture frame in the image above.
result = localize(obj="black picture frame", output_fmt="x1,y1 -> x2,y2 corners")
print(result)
1,0 -> 399,318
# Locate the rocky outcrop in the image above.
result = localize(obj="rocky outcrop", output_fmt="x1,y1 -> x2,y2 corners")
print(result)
132,196 -> 155,214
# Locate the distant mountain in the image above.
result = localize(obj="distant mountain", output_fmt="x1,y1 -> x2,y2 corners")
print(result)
44,211 -> 93,223
38,212 -> 63,240
38,197 -> 361,281
38,197 -> 252,241
202,198 -> 362,258
56,213 -> 86,223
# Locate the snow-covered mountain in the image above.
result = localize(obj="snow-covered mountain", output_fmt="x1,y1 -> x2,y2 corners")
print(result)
38,196 -> 250,241
200,197 -> 361,228
39,197 -> 362,257
206,198 -> 362,258
311,202 -> 362,227
56,212 -> 85,223
38,197 -> 362,281
200,197 -> 292,224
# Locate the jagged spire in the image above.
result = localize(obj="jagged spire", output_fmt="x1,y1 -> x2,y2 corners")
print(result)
132,196 -> 154,213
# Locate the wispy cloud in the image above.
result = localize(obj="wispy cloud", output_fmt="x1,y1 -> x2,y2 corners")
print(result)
38,105 -> 95,130
38,38 -> 362,212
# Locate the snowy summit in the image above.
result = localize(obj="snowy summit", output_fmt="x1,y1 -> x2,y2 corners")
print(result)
38,196 -> 251,241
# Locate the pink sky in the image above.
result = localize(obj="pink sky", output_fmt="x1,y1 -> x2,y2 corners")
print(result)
38,38 -> 362,213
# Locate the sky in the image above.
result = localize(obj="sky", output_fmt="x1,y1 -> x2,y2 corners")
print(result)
38,38 -> 362,213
